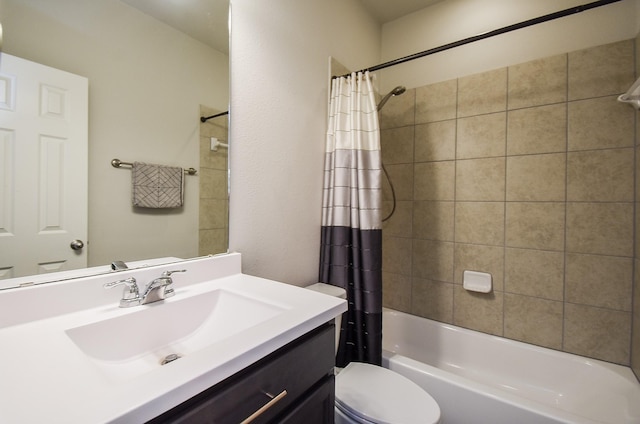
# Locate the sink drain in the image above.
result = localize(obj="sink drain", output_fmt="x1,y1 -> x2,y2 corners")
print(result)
160,353 -> 180,365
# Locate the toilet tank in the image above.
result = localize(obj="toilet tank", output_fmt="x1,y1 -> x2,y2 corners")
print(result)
306,283 -> 346,355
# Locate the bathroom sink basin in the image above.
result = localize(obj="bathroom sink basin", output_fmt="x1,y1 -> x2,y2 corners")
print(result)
65,289 -> 287,381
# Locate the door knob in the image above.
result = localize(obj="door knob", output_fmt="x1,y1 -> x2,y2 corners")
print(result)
70,239 -> 84,250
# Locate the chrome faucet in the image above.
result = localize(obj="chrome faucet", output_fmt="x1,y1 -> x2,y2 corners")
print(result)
104,269 -> 186,307
110,260 -> 129,271
141,269 -> 186,305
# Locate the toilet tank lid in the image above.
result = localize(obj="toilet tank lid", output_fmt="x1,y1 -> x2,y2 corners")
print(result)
306,283 -> 346,299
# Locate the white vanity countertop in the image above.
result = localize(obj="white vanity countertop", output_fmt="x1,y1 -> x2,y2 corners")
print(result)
0,253 -> 347,423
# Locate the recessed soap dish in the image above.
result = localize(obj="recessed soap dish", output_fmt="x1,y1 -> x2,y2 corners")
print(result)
463,270 -> 492,293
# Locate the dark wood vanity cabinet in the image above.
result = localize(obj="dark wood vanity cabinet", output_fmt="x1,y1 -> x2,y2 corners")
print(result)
148,323 -> 335,424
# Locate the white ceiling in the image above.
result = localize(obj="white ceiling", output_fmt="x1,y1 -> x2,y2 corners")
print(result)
360,0 -> 444,23
119,0 -> 442,55
119,0 -> 230,54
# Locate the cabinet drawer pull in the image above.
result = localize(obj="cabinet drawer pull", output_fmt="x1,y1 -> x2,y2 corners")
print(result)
240,389 -> 288,424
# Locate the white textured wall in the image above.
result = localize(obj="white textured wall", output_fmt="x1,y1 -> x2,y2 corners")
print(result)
379,0 -> 640,91
229,0 -> 380,285
1,0 -> 229,267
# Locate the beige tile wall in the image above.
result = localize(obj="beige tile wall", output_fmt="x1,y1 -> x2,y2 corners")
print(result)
381,39 -> 636,366
633,34 -> 640,380
199,105 -> 229,255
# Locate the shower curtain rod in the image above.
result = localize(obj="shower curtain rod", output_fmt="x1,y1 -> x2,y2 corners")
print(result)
334,0 -> 622,79
200,110 -> 229,123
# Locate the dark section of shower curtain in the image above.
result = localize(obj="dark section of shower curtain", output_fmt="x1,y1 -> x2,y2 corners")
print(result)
319,72 -> 382,367
319,225 -> 382,367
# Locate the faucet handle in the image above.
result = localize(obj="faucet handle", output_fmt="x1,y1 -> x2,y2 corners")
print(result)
161,269 -> 187,277
104,277 -> 141,308
159,269 -> 186,297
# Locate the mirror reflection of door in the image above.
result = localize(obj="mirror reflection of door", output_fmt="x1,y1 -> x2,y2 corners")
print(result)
0,53 -> 88,279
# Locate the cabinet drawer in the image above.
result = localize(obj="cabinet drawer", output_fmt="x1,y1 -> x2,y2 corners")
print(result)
275,375 -> 335,424
150,323 -> 335,424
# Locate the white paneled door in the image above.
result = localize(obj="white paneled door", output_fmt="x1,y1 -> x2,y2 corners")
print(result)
0,53 -> 88,280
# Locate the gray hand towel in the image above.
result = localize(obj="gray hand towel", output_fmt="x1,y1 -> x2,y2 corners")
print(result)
132,162 -> 184,208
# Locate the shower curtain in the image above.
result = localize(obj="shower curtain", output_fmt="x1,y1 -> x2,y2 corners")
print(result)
319,71 -> 383,367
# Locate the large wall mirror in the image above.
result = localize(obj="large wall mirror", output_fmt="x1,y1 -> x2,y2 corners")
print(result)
0,0 -> 230,287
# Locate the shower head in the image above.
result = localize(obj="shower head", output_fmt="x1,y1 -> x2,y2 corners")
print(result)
377,86 -> 407,111
391,86 -> 407,96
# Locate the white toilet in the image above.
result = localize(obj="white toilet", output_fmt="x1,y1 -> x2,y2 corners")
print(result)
306,283 -> 441,424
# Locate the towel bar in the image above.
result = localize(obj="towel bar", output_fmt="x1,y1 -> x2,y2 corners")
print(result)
111,159 -> 197,175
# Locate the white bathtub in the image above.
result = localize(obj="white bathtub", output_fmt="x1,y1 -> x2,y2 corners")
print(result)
381,308 -> 640,424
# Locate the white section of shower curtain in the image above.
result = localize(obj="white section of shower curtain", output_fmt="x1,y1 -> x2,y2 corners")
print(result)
325,71 -> 380,152
322,71 -> 382,230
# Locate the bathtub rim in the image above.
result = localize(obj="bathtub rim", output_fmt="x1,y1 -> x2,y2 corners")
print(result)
383,350 -> 611,424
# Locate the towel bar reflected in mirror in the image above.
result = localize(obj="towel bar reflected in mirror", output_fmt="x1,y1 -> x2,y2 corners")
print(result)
111,158 -> 198,175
